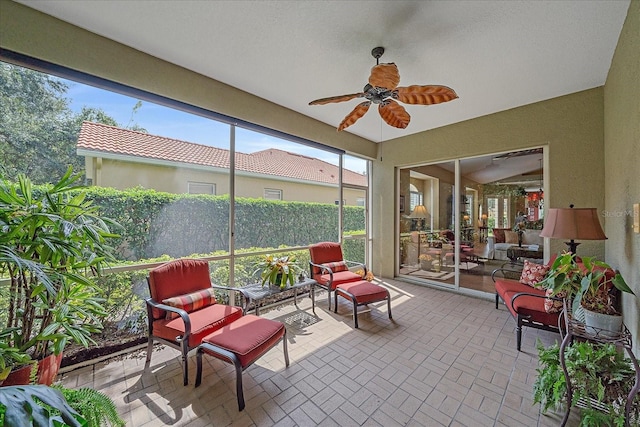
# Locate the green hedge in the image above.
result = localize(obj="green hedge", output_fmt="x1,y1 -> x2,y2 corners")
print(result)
1,182 -> 366,330
78,186 -> 364,261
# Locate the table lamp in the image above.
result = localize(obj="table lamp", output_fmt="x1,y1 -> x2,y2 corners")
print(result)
539,204 -> 607,254
409,205 -> 429,231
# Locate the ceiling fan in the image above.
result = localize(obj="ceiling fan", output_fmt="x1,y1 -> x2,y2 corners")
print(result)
309,47 -> 458,131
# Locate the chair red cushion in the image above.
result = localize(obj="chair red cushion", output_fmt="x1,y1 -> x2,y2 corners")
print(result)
336,280 -> 389,304
148,259 -> 212,320
317,270 -> 362,289
153,303 -> 243,347
201,315 -> 285,368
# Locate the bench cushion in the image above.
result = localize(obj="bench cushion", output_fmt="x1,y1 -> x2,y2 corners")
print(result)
201,314 -> 285,368
495,278 -> 560,326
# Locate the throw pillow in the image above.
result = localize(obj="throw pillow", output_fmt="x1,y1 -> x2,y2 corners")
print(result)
544,289 -> 566,314
519,260 -> 549,288
504,230 -> 519,244
321,261 -> 348,273
162,287 -> 217,319
493,229 -> 506,243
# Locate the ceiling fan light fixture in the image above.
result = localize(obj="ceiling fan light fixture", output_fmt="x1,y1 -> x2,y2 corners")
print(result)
309,47 -> 458,131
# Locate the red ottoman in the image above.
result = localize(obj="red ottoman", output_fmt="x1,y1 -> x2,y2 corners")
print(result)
195,314 -> 289,411
334,280 -> 392,328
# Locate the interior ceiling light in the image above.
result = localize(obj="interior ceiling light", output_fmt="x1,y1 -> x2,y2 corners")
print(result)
309,47 -> 458,131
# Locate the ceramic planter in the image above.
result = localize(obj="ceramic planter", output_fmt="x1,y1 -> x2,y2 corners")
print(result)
583,308 -> 623,337
1,353 -> 63,387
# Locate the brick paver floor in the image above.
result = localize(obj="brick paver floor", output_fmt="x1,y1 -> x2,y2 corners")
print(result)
60,278 -> 581,426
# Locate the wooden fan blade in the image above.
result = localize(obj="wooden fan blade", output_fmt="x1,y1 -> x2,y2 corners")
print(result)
395,85 -> 458,105
369,63 -> 400,90
378,99 -> 410,129
338,101 -> 371,131
309,93 -> 364,105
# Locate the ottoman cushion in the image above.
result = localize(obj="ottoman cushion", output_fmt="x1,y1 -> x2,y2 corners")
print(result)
201,314 -> 285,368
336,280 -> 388,304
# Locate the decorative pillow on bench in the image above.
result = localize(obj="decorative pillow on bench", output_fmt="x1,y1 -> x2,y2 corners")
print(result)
163,288 -> 218,319
544,289 -> 566,313
519,260 -> 549,287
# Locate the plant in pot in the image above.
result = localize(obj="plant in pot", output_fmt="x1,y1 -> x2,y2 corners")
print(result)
418,254 -> 433,271
256,254 -> 302,290
577,257 -> 634,337
0,329 -> 33,386
540,252 -> 635,336
0,168 -> 120,385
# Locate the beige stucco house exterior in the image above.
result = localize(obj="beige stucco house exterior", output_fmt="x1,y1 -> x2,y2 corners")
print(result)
77,121 -> 367,205
1,1 -> 638,354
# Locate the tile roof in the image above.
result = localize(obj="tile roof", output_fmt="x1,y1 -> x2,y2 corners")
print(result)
77,122 -> 367,186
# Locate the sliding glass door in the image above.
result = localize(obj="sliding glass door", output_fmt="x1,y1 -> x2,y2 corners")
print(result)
398,148 -> 545,294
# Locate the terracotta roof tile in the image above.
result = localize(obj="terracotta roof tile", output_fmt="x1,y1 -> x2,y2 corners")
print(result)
77,122 -> 367,186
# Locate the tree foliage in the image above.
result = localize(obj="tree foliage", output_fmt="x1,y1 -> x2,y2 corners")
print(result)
0,62 -> 145,184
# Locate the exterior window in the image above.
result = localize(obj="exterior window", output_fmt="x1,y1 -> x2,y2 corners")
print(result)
188,182 -> 215,195
264,188 -> 282,200
356,198 -> 365,207
409,191 -> 423,212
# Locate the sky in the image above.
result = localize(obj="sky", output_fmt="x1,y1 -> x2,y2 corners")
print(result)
64,79 -> 367,174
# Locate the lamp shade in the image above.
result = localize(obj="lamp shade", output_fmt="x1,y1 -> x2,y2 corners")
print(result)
409,205 -> 429,219
539,207 -> 607,240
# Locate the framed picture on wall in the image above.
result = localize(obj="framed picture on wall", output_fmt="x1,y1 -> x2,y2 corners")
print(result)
400,195 -> 405,213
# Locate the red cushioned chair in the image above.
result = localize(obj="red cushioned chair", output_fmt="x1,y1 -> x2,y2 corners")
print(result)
309,242 -> 365,310
145,259 -> 248,385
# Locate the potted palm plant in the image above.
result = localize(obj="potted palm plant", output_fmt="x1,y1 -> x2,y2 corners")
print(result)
0,168 -> 119,385
255,254 -> 302,290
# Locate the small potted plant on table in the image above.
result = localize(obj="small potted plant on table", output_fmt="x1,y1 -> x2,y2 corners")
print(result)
256,254 -> 303,290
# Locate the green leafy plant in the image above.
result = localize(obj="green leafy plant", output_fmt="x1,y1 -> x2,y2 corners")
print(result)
0,168 -> 120,362
255,254 -> 303,289
54,385 -> 125,427
0,385 -> 85,427
533,340 -> 638,426
538,252 -> 635,316
0,384 -> 126,427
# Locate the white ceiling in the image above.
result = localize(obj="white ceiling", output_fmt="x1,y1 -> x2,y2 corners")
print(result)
19,0 -> 629,144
